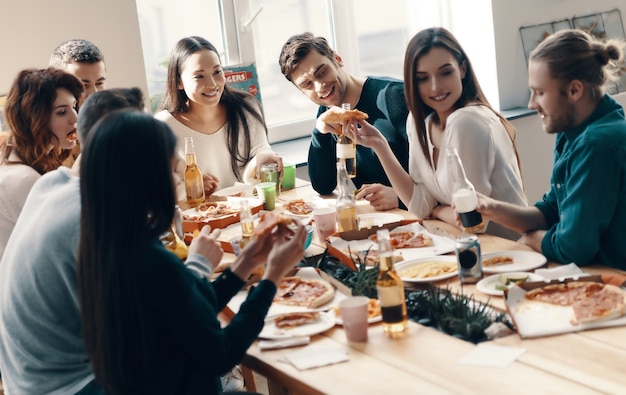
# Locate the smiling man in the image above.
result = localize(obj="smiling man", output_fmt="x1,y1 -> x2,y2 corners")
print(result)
476,29 -> 626,269
279,32 -> 409,211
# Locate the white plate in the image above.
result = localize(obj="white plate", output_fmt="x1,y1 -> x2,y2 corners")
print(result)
282,199 -> 317,219
259,311 -> 336,339
213,184 -> 255,197
357,213 -> 404,228
482,250 -> 548,274
476,272 -> 546,296
395,256 -> 458,283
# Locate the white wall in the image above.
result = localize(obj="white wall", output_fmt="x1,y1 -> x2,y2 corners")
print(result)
0,0 -> 147,100
491,0 -> 626,110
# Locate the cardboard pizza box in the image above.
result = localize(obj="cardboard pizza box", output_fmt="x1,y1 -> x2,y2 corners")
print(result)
503,275 -> 626,338
179,196 -> 264,243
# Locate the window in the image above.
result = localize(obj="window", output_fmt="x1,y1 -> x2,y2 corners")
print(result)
136,0 -> 493,143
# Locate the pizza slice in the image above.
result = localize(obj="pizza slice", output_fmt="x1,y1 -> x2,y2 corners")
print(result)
273,277 -> 335,308
320,106 -> 369,123
274,312 -> 320,329
483,256 -> 514,267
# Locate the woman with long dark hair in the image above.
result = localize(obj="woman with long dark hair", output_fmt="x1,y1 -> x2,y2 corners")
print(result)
0,67 -> 82,257
156,36 -> 282,197
339,27 -> 526,237
78,111 -> 305,394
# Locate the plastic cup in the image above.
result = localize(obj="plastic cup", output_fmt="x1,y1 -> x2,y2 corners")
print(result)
256,182 -> 276,210
339,296 -> 369,342
312,207 -> 336,241
281,163 -> 296,190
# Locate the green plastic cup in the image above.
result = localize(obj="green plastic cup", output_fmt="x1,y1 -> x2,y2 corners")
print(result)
256,182 -> 276,210
281,163 -> 296,190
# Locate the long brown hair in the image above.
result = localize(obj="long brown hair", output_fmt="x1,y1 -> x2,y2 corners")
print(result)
158,36 -> 267,181
78,111 -> 177,393
403,27 -> 519,169
1,67 -> 82,173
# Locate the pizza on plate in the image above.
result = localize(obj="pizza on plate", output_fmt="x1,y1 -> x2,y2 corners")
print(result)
284,199 -> 314,215
274,312 -> 319,329
483,256 -> 514,266
369,231 -> 434,249
320,107 -> 369,123
183,202 -> 240,221
524,281 -> 626,324
274,276 -> 335,308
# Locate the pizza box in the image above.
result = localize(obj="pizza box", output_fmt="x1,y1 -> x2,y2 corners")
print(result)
179,196 -> 263,243
503,275 -> 626,338
326,220 -> 456,271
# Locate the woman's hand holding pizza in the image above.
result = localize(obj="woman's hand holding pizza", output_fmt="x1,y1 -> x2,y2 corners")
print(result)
187,225 -> 223,270
263,220 -> 307,285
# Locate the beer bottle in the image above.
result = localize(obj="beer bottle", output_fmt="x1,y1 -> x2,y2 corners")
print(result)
336,103 -> 357,178
336,161 -> 358,232
239,199 -> 255,250
447,148 -> 485,233
184,136 -> 205,206
376,229 -> 407,338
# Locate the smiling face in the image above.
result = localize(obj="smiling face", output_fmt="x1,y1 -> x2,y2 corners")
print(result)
64,61 -> 106,106
290,50 -> 348,108
415,47 -> 466,121
528,59 -> 576,134
49,88 -> 78,150
178,49 -> 225,109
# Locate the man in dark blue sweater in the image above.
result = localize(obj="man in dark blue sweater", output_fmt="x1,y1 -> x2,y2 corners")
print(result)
279,32 -> 409,211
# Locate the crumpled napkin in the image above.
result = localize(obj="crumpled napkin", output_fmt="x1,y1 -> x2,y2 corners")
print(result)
280,345 -> 349,370
534,263 -> 588,281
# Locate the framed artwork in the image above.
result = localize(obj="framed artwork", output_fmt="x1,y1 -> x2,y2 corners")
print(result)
520,9 -> 626,94
519,19 -> 572,65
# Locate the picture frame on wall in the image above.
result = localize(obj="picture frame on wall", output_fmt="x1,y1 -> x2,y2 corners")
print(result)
519,19 -> 573,66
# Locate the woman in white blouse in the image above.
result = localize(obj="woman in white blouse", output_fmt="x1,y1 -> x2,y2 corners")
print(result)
340,27 -> 526,236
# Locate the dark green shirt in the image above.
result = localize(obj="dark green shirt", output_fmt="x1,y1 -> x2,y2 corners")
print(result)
536,94 -> 626,269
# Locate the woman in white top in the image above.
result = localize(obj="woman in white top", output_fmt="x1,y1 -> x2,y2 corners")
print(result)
0,68 -> 82,258
338,27 -> 526,236
155,36 -> 281,199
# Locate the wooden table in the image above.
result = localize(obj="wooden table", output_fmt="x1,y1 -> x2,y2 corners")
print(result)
227,181 -> 626,394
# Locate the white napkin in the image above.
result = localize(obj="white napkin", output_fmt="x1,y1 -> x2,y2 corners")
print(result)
281,345 -> 349,370
534,263 -> 589,281
457,343 -> 526,368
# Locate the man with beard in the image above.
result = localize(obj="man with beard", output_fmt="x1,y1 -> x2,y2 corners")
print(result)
278,32 -> 409,211
475,29 -> 626,270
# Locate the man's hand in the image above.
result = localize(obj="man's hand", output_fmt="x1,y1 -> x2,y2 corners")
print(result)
356,184 -> 399,211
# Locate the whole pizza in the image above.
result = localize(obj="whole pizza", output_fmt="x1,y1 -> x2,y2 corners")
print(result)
274,276 -> 335,308
524,281 -> 626,324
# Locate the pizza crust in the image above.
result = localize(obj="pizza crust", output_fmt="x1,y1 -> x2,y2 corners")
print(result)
320,107 -> 369,123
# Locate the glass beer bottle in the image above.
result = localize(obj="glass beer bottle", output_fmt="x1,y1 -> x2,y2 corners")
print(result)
239,199 -> 255,250
336,161 -> 358,232
376,229 -> 407,338
447,148 -> 484,233
184,136 -> 205,206
336,103 -> 357,178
